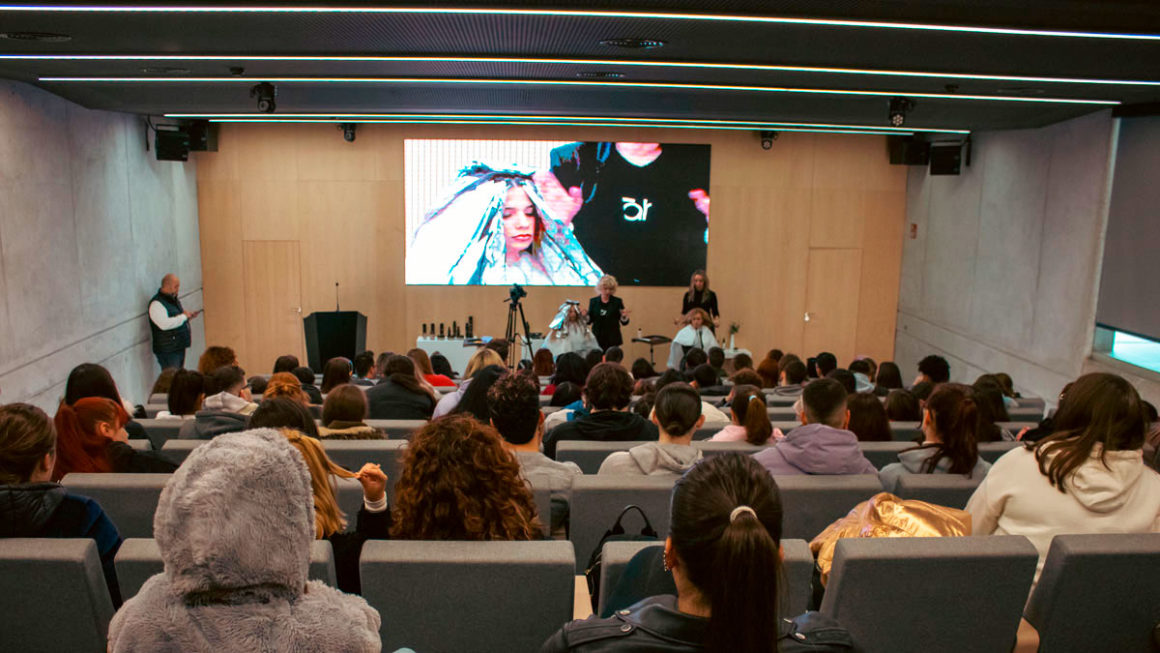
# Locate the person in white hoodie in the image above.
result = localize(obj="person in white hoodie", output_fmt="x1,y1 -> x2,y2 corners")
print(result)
966,372 -> 1160,585
598,382 -> 705,476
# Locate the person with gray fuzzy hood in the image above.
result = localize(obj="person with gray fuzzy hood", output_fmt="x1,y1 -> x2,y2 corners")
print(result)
753,379 -> 877,476
598,383 -> 704,476
108,428 -> 382,653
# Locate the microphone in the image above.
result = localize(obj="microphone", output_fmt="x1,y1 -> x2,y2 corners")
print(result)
335,282 -> 340,312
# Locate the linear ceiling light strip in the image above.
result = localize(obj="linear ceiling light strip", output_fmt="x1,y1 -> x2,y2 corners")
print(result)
1,5 -> 1158,41
38,76 -> 1120,104
202,117 -> 914,134
7,54 -> 1158,87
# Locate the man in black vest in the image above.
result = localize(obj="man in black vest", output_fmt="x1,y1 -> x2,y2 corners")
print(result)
149,273 -> 200,370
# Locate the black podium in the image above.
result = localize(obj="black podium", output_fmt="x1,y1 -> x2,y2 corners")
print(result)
303,311 -> 367,372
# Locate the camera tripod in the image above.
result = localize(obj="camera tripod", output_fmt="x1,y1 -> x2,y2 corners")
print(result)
504,297 -> 534,369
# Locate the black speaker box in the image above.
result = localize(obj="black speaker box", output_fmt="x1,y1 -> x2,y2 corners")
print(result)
155,129 -> 190,161
887,135 -> 930,165
186,120 -> 218,151
929,143 -> 963,175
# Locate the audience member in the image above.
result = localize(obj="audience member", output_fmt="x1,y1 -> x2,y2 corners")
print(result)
156,368 -> 204,420
826,368 -> 857,394
599,383 -> 705,476
407,348 -> 455,387
263,371 -> 310,405
756,354 -> 781,388
64,363 -> 147,440
249,397 -> 320,438
710,384 -> 779,445
911,381 -> 935,403
488,372 -> 581,536
544,351 -> 590,396
549,381 -> 583,408
281,428 -> 389,595
292,365 -> 324,403
375,352 -> 393,379
879,383 -> 991,492
976,373 -> 1017,409
858,356 -> 878,383
604,345 -> 625,364
196,345 -> 237,375
966,373 -> 1160,586
430,352 -> 457,380
752,379 -> 876,476
845,392 -> 892,442
434,348 -> 505,417
584,348 -> 605,371
690,364 -> 728,396
707,346 -> 726,381
543,363 -> 660,458
731,352 -> 754,372
320,357 -> 353,395
915,354 -> 950,386
995,372 -> 1018,399
973,379 -> 1013,442
655,369 -> 730,428
815,352 -> 838,377
884,389 -> 922,422
630,358 -> 658,381
319,384 -> 384,439
273,354 -> 300,374
681,347 -> 709,373
180,365 -> 256,439
875,361 -> 904,390
485,338 -> 511,363
352,351 -> 377,386
847,359 -> 877,394
52,397 -> 177,479
543,454 -> 851,652
391,415 -> 542,540
247,375 -> 268,396
729,369 -> 764,389
106,429 -> 381,651
1019,382 -> 1073,443
771,359 -> 808,398
451,365 -> 507,422
0,403 -> 123,607
151,368 -> 178,395
366,355 -> 437,420
532,348 -> 556,378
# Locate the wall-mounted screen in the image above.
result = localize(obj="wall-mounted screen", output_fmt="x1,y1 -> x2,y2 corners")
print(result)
405,139 -> 711,286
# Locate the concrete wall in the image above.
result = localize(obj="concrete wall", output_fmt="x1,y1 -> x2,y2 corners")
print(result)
894,110 -> 1134,404
0,81 -> 203,411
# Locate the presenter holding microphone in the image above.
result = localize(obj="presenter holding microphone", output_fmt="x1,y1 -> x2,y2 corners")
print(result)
679,269 -> 719,331
149,273 -> 200,371
584,275 -> 630,351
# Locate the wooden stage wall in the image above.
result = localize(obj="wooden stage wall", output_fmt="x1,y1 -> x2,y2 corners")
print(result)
195,124 -> 905,374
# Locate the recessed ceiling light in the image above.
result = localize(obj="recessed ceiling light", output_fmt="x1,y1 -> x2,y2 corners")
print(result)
140,66 -> 190,74
575,71 -> 625,79
599,38 -> 666,49
996,86 -> 1046,96
0,31 -> 70,42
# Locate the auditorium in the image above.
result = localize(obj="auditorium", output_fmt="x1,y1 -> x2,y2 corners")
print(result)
1,2 -> 1159,652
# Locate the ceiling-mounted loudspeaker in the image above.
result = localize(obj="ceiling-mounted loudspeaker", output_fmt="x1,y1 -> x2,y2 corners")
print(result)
929,142 -> 963,175
887,135 -> 929,165
155,129 -> 190,161
186,120 -> 218,151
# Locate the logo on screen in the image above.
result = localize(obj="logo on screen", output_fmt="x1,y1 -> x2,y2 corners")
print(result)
622,197 -> 652,222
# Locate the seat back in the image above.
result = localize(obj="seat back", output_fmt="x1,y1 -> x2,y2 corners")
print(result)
127,439 -> 152,452
569,475 -> 676,573
360,540 -> 574,653
893,473 -> 983,509
161,439 -> 206,463
775,474 -> 884,541
318,440 -> 407,502
977,441 -> 1019,463
890,421 -> 922,441
820,536 -> 1038,653
695,441 -> 771,457
556,441 -> 637,474
524,474 -> 553,535
0,538 -> 115,653
858,442 -> 910,469
143,403 -> 166,418
115,538 -> 338,599
363,419 -> 426,439
1026,533 -> 1160,653
1006,406 -> 1044,421
136,418 -> 185,450
61,473 -> 170,538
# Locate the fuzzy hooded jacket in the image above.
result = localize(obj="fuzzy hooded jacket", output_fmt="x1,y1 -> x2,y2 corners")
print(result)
597,442 -> 704,476
751,423 -> 877,476
878,445 -> 992,493
966,444 -> 1160,585
108,429 -> 382,653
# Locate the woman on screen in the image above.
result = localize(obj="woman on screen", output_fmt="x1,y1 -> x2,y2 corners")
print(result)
407,163 -> 603,285
667,308 -> 718,370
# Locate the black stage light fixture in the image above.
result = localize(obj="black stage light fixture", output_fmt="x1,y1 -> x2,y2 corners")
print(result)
759,130 -> 779,150
250,82 -> 277,113
340,123 -> 357,143
888,97 -> 915,127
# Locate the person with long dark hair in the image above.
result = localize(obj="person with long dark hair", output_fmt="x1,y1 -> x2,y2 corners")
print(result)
875,362 -> 904,391
710,384 -> 779,445
542,454 -> 851,652
64,363 -> 148,440
884,389 -> 922,422
320,357 -> 353,395
450,365 -> 507,422
53,397 -> 177,478
967,372 -> 1160,585
156,368 -> 204,420
846,392 -> 892,443
879,383 -> 990,492
365,355 -> 437,420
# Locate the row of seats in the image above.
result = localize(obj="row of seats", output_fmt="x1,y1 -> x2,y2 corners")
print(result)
5,532 -> 1157,653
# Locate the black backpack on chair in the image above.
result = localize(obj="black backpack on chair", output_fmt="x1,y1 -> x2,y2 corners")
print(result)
584,504 -> 659,610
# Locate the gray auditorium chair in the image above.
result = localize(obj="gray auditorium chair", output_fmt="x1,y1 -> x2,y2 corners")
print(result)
333,476 -> 365,520
775,474 -> 883,541
115,538 -> 338,599
977,441 -> 1019,463
762,393 -> 800,407
61,473 -> 170,538
161,439 -> 206,463
524,474 -> 553,536
0,538 -> 115,653
1025,533 -> 1160,653
890,421 -> 922,441
893,473 -> 983,509
143,402 -> 166,418
1015,396 -> 1046,411
127,439 -> 152,452
569,475 -> 676,572
820,536 -> 1038,653
148,393 -> 168,404
363,419 -> 426,439
768,407 -> 797,421
1007,406 -> 1044,421
360,540 -> 575,653
857,441 -> 910,469
695,440 -> 771,457
320,440 -> 407,501
595,539 -> 815,619
136,418 -> 184,450
538,394 -> 552,405
556,441 -> 638,474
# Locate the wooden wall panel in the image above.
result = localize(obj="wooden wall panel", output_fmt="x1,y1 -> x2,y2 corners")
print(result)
242,241 -> 303,370
195,124 -> 906,373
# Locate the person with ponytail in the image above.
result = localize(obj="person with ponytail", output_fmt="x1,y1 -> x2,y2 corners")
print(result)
710,384 -> 782,445
878,383 -> 990,493
0,403 -> 124,606
597,382 -> 704,476
365,354 -> 438,420
543,454 -> 852,652
52,397 -> 177,480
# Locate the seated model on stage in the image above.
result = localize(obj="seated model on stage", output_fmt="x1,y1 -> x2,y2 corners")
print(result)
584,274 -> 631,351
668,308 -> 719,370
545,301 -> 598,357
407,162 -> 604,286
679,269 -> 720,330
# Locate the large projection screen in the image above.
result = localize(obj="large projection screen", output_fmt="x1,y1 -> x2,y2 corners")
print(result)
405,139 -> 711,287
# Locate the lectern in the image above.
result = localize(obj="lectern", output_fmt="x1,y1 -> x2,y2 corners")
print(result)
304,311 -> 367,371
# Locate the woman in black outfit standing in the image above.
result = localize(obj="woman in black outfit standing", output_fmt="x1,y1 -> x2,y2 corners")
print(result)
585,274 -> 631,351
680,269 -> 720,331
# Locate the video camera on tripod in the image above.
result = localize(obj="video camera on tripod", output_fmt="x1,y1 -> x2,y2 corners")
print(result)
507,283 -> 528,304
